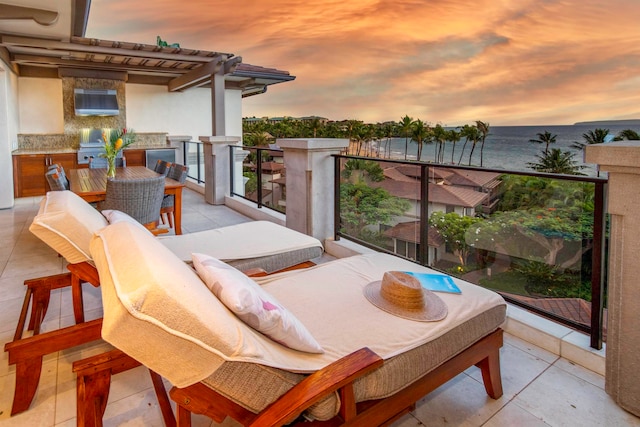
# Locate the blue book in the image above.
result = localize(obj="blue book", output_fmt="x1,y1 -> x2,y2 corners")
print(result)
402,271 -> 462,294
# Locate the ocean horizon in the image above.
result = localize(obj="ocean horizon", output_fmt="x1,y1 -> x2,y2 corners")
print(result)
376,124 -> 638,176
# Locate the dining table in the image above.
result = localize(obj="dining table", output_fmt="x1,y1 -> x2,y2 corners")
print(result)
68,166 -> 186,235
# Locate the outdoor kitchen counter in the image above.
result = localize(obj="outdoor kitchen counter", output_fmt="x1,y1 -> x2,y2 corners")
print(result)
12,148 -> 77,155
12,143 -> 180,155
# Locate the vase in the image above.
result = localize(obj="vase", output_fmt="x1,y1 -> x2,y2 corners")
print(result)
106,156 -> 116,178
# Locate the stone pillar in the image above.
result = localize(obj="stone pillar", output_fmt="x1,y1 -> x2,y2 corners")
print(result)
166,135 -> 191,165
277,138 -> 349,241
200,136 -> 241,205
585,141 -> 640,416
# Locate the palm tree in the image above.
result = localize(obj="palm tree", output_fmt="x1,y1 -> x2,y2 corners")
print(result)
459,124 -> 480,166
529,131 -> 557,155
399,115 -> 415,160
309,117 -> 322,138
614,129 -> 640,140
412,119 -> 429,161
469,125 -> 481,166
382,123 -> 395,159
571,128 -> 609,150
526,148 -> 586,175
431,124 -> 447,163
447,129 -> 461,164
476,120 -> 490,167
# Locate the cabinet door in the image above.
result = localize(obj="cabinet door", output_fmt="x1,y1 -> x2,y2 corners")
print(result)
13,154 -> 46,197
123,149 -> 146,167
13,153 -> 78,198
50,153 -> 77,173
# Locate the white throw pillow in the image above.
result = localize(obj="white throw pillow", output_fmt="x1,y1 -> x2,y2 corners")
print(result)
101,209 -> 151,234
192,253 -> 324,354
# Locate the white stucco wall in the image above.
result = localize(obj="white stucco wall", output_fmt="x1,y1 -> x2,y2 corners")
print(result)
18,77 -> 64,133
126,84 -> 216,138
0,62 -> 19,208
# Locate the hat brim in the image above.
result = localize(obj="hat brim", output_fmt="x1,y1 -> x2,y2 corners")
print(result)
363,280 -> 448,322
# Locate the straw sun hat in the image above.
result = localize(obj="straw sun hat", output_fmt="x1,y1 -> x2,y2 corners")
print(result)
364,271 -> 448,322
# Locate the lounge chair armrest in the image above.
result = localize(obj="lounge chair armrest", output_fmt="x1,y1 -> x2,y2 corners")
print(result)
249,347 -> 383,427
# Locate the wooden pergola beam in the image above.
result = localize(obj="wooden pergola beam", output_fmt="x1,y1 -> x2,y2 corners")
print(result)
168,55 -> 226,92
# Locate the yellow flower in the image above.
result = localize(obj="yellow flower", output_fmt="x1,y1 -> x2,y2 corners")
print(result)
115,138 -> 123,150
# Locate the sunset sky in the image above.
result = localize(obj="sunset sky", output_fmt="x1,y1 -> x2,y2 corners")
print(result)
86,0 -> 640,126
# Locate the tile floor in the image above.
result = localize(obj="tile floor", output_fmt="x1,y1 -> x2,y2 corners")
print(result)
1,189 -> 639,426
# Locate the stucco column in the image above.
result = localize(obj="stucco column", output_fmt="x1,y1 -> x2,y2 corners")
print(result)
277,138 -> 349,241
585,141 -> 640,416
200,136 -> 241,205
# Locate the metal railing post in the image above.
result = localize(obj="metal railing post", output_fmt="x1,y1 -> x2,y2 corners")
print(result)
334,155 -> 341,241
590,181 -> 607,350
229,145 -> 235,195
256,148 -> 263,208
419,163 -> 429,265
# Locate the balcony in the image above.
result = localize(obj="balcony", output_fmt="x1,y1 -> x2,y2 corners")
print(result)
0,189 -> 635,425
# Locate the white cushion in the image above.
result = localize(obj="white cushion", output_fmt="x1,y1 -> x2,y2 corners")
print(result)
29,191 -> 109,264
101,209 -> 151,234
192,253 -> 324,354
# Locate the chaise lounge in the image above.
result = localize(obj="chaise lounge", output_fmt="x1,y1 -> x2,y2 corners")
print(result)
75,221 -> 507,426
4,190 -> 323,416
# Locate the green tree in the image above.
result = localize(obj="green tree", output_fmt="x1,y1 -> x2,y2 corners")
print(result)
399,115 -> 415,160
614,129 -> 640,140
459,124 -> 480,166
526,148 -> 586,175
447,128 -> 461,164
309,117 -> 322,138
342,159 -> 385,183
468,207 -> 591,268
476,120 -> 490,167
571,128 -> 609,150
340,183 -> 411,237
412,119 -> 430,161
529,131 -> 557,155
429,211 -> 480,266
432,124 -> 447,163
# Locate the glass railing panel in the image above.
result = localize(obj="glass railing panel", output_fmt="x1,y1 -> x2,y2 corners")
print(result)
334,154 -> 607,348
182,141 -> 204,184
230,146 -> 286,214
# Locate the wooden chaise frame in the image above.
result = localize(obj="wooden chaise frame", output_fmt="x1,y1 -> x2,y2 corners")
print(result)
72,329 -> 503,427
4,262 -> 103,416
5,263 -> 503,426
3,259 -> 313,418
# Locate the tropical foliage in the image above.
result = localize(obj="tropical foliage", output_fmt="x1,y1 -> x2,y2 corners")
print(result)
339,183 -> 410,237
529,131 -> 557,154
526,148 -> 586,175
571,128 -> 610,150
428,211 -> 480,266
242,116 -> 493,166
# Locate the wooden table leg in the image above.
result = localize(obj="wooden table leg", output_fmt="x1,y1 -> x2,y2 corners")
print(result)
173,186 -> 183,235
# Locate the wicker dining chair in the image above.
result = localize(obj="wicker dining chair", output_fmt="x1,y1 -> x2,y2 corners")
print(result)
153,159 -> 172,176
160,163 -> 188,230
45,165 -> 69,191
99,175 -> 166,233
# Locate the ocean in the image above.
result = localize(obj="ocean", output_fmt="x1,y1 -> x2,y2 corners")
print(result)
379,124 -> 638,176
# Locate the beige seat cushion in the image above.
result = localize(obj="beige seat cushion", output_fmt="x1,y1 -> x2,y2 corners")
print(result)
91,223 -> 505,392
157,221 -> 323,262
29,190 -> 109,264
30,190 -> 323,273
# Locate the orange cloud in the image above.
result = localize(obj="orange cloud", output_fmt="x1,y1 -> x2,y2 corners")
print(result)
87,0 -> 640,125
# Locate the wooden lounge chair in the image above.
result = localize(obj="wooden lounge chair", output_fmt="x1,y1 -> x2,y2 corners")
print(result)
71,221 -> 506,426
4,190 -> 323,416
